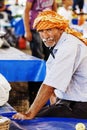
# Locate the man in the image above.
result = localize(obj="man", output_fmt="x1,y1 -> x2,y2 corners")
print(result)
72,0 -> 84,14
13,10 -> 87,119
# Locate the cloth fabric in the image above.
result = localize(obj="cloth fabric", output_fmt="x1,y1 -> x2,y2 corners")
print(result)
37,99 -> 87,118
33,10 -> 87,45
0,38 -> 10,48
0,73 -> 11,106
33,10 -> 69,31
30,30 -> 44,59
43,32 -> 87,102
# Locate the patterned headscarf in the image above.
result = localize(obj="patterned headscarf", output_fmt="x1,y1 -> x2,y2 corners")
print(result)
33,10 -> 87,45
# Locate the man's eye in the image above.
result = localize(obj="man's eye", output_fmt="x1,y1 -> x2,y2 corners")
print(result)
38,30 -> 43,33
47,29 -> 52,32
47,29 -> 50,31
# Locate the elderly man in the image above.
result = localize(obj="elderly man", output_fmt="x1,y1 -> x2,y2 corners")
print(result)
13,10 -> 87,119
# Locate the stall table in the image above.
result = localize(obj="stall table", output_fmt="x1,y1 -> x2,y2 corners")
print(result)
0,47 -> 46,111
0,47 -> 46,82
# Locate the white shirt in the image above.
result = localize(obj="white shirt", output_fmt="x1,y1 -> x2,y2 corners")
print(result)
43,32 -> 87,102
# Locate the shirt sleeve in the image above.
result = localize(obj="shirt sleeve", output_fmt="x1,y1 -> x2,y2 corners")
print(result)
43,42 -> 79,92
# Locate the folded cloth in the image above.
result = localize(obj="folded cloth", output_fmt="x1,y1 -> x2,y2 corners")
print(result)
0,38 -> 10,48
0,73 -> 11,106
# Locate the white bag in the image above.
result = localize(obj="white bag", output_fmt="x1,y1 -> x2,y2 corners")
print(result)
0,73 -> 11,106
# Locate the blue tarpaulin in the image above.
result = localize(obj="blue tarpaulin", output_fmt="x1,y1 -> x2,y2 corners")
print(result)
5,116 -> 87,130
0,104 -> 87,130
10,18 -> 25,36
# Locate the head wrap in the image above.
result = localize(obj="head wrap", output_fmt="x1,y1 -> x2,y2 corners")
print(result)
33,10 -> 69,31
33,10 -> 87,45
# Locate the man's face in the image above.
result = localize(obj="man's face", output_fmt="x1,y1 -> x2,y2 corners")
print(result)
38,28 -> 62,47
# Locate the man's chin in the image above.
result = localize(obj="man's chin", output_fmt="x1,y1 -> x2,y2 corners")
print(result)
44,42 -> 50,47
44,42 -> 55,48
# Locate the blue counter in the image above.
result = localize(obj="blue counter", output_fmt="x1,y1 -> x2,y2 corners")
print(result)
0,47 -> 46,82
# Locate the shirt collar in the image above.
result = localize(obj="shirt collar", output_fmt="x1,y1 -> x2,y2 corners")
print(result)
49,32 -> 68,58
54,32 -> 68,50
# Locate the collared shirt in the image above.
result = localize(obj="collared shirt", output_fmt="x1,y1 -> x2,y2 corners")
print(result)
43,32 -> 87,102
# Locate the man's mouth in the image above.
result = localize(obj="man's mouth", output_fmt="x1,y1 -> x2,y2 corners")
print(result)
42,38 -> 54,43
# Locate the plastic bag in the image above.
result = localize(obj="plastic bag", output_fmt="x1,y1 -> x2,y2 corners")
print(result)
0,73 -> 11,106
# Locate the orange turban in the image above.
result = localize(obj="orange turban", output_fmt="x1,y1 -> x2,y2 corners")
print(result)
33,10 -> 69,31
33,10 -> 87,45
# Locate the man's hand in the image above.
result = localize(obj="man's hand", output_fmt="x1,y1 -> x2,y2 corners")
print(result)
25,31 -> 32,42
12,112 -> 33,120
12,84 -> 54,120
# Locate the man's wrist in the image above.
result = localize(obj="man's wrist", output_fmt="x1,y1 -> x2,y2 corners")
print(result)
25,110 -> 35,119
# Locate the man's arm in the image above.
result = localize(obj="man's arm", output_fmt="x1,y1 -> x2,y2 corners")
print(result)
23,1 -> 32,41
13,84 -> 54,119
52,0 -> 58,11
26,84 -> 54,118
